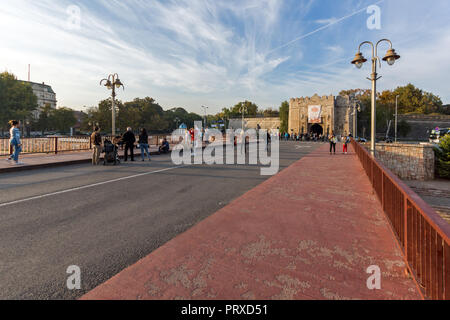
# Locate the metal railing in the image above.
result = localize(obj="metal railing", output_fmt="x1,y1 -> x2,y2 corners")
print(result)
0,135 -> 181,156
352,139 -> 450,300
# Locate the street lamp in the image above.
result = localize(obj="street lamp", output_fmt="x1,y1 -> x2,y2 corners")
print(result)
239,104 -> 246,130
351,39 -> 400,156
174,117 -> 180,129
349,96 -> 361,138
395,95 -> 400,143
100,74 -> 124,137
201,106 -> 209,128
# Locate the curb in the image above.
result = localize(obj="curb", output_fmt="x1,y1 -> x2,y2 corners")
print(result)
0,150 -> 171,174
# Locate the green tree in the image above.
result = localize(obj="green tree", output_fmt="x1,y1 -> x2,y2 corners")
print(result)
435,134 -> 450,179
35,104 -> 54,135
51,107 -> 77,134
0,72 -> 38,135
229,101 -> 259,117
279,101 -> 289,133
262,108 -> 279,117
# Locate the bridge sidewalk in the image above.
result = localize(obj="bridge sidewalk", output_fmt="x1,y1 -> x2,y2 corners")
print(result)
0,146 -> 164,174
82,144 -> 422,300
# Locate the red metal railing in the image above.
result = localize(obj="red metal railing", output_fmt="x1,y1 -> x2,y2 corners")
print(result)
352,140 -> 450,300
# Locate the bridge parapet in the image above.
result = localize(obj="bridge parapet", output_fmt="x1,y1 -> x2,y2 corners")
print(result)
352,140 -> 450,300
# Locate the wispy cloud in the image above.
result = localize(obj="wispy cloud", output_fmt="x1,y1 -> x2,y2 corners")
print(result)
0,0 -> 449,114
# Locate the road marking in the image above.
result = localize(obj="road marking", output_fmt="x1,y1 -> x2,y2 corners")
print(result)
0,165 -> 188,208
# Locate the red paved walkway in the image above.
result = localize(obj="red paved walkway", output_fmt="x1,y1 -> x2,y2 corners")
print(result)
82,144 -> 422,300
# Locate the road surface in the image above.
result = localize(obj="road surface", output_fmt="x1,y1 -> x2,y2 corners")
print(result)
0,142 -> 322,299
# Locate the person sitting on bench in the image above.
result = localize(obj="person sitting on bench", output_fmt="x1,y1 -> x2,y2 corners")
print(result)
159,138 -> 170,154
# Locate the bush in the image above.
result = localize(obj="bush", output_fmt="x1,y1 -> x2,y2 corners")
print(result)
434,134 -> 450,179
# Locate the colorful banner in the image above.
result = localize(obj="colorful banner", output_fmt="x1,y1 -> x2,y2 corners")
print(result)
308,105 -> 322,123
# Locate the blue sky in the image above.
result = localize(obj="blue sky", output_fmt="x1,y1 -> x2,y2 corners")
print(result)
1,0 -> 449,114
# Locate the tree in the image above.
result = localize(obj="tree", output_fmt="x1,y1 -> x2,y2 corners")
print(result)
261,108 -> 279,117
384,84 -> 443,114
0,72 -> 38,135
226,101 -> 259,118
340,84 -> 444,137
279,101 -> 289,133
35,104 -> 54,135
435,134 -> 450,179
82,99 -> 123,134
51,107 -> 77,134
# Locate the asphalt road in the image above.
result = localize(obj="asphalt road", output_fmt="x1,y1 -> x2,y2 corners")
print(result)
0,141 -> 323,300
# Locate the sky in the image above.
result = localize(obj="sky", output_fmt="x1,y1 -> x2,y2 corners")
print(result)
1,0 -> 449,114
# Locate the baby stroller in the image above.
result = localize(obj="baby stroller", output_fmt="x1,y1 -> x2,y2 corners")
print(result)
103,139 -> 120,166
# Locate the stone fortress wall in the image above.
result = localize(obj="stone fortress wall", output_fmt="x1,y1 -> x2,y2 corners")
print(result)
289,94 -> 353,137
372,143 -> 435,181
398,114 -> 450,141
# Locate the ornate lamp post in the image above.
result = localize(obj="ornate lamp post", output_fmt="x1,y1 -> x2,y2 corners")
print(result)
201,106 -> 209,128
395,95 -> 400,143
351,39 -> 400,156
349,95 -> 361,138
174,117 -> 180,129
100,74 -> 124,137
239,104 -> 246,130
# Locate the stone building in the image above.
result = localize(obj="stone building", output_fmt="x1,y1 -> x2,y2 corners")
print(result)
289,94 -> 353,137
19,81 -> 57,118
228,117 -> 281,130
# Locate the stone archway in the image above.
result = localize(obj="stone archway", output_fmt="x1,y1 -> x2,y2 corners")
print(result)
310,124 -> 323,136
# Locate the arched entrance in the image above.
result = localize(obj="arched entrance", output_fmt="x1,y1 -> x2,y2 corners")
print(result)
310,124 -> 323,136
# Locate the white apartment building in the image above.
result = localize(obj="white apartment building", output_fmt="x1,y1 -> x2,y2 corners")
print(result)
19,81 -> 57,118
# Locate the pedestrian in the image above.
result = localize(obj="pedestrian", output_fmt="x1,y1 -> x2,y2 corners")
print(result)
139,128 -> 151,161
159,138 -> 170,154
343,135 -> 350,154
90,126 -> 102,165
7,120 -> 24,165
329,132 -> 337,155
6,123 -> 15,161
122,127 -> 136,162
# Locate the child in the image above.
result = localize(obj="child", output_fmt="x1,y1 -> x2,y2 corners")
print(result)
343,136 -> 350,154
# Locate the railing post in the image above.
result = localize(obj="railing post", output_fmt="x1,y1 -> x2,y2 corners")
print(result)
404,194 -> 408,259
381,172 -> 384,210
55,137 -> 58,154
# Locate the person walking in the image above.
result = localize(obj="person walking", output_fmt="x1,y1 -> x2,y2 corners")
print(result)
139,128 -> 151,161
329,132 -> 337,155
122,127 -> 136,162
90,126 -> 102,165
8,120 -> 23,165
6,123 -> 15,161
343,135 -> 350,154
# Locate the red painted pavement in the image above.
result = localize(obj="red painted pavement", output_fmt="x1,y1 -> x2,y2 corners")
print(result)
81,144 -> 422,300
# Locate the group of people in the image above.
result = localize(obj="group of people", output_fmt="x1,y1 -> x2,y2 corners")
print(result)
279,128 -> 352,155
90,127 -> 170,165
328,133 -> 351,155
280,132 -> 327,142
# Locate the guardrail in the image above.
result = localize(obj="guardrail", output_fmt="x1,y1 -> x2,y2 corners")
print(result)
352,139 -> 450,300
0,135 -> 181,156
